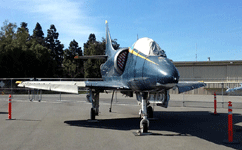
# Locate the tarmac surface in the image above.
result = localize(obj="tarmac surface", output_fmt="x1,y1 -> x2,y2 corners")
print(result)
0,93 -> 242,150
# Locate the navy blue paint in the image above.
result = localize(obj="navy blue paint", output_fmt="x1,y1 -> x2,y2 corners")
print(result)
87,22 -> 205,93
100,34 -> 179,92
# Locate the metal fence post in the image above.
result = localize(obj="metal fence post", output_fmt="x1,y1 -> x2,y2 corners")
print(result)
222,83 -> 224,108
60,79 -> 61,101
11,79 -> 12,95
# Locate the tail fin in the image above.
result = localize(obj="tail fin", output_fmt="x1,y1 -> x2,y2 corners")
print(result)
105,20 -> 116,57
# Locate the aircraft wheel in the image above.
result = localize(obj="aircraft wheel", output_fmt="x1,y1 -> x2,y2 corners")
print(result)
141,120 -> 148,133
91,108 -> 95,120
95,111 -> 98,116
147,106 -> 153,118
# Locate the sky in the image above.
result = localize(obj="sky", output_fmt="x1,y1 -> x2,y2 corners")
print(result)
0,0 -> 241,61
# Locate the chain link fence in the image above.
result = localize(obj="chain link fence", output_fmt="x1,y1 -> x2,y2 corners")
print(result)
0,78 -> 242,109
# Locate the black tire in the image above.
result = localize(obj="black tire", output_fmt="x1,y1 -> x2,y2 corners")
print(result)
91,108 -> 95,120
142,121 -> 148,133
147,106 -> 153,118
95,109 -> 99,116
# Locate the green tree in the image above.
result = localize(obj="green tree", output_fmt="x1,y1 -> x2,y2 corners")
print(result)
0,21 -> 18,77
0,20 -> 17,39
111,38 -> 120,50
20,22 -> 29,33
32,22 -> 45,45
0,21 -> 56,78
83,34 -> 120,78
15,22 -> 30,51
45,24 -> 64,77
63,39 -> 83,78
0,21 -> 17,53
28,39 -> 56,77
84,34 -> 105,78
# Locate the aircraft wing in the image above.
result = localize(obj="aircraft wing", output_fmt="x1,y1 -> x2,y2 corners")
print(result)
17,81 -> 129,94
85,81 -> 129,90
176,81 -> 206,93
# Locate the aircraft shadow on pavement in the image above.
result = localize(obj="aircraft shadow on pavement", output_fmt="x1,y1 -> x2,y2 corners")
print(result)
64,111 -> 242,149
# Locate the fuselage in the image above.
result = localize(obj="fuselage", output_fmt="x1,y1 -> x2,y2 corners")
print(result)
226,86 -> 242,93
101,47 -> 180,92
125,48 -> 179,91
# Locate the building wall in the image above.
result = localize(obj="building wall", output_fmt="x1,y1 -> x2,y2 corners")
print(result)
227,65 -> 242,78
171,61 -> 242,95
177,66 -> 228,79
174,61 -> 242,81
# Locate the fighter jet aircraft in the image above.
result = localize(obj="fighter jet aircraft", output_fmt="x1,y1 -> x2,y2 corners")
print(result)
17,21 -> 206,133
226,83 -> 242,93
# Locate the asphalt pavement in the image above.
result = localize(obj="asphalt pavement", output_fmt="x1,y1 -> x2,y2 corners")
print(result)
0,94 -> 242,150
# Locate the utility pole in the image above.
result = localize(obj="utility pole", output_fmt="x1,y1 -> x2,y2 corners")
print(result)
195,43 -> 197,61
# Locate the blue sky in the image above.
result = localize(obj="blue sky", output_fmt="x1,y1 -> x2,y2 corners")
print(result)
0,0 -> 241,61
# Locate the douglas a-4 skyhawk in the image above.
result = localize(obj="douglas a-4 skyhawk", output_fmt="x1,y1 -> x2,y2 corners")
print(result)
17,21 -> 206,133
226,83 -> 242,93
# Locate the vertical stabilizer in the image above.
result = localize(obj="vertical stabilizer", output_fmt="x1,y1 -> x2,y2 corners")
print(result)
105,21 -> 116,57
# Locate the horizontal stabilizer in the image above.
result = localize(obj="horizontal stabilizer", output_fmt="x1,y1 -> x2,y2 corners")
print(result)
176,81 -> 206,93
74,55 -> 108,60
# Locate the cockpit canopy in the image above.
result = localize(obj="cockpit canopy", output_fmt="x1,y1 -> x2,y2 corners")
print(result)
132,37 -> 166,57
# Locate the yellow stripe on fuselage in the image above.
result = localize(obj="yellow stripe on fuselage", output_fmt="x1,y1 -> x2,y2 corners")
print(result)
129,49 -> 158,65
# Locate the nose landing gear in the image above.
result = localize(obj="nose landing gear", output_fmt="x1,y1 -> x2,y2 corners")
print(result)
139,92 -> 152,134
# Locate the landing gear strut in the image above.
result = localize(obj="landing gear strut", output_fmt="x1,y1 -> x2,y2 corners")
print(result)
109,90 -> 115,112
140,92 -> 150,133
87,89 -> 100,120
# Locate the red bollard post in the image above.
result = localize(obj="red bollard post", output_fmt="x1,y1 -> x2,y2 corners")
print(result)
228,101 -> 233,142
214,92 -> 217,115
8,94 -> 12,119
223,101 -> 239,144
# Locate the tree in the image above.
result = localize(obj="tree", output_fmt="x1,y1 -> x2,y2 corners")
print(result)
83,33 -> 120,78
0,21 -> 18,77
45,24 -> 64,77
112,38 -> 120,50
20,22 -> 29,33
0,21 -> 17,53
16,22 -> 30,50
0,20 -> 17,39
32,22 -> 44,45
0,21 -> 56,78
63,40 -> 83,78
84,34 -> 106,78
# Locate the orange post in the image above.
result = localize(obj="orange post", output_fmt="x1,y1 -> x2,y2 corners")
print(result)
214,92 -> 217,115
228,101 -> 233,142
8,94 -> 12,119
223,101 -> 239,144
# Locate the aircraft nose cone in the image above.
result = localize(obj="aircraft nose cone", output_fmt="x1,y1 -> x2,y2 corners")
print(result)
156,58 -> 179,85
142,56 -> 179,90
157,67 -> 179,83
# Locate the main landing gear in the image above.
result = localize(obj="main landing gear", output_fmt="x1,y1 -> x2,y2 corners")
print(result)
87,89 -> 100,121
